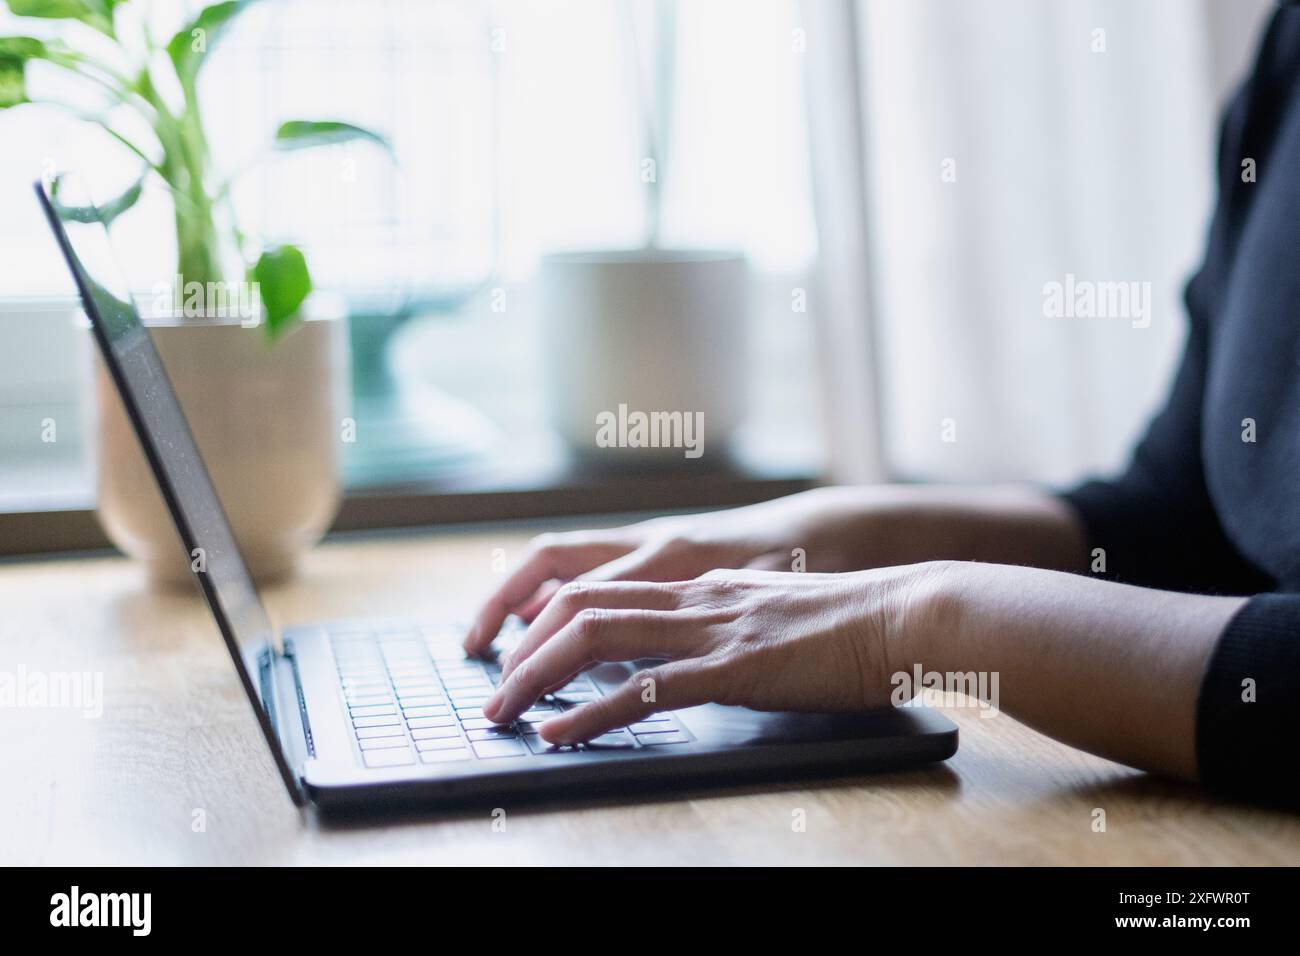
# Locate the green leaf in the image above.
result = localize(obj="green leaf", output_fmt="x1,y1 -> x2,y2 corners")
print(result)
0,36 -> 51,108
0,54 -> 27,109
167,1 -> 255,87
6,0 -> 94,17
47,169 -> 146,227
4,0 -> 116,35
273,120 -> 392,154
251,244 -> 311,338
0,36 -> 47,58
96,171 -> 145,225
0,35 -> 90,109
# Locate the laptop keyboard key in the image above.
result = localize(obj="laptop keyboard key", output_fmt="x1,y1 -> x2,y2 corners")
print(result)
359,736 -> 411,751
524,734 -> 578,755
466,727 -> 519,741
402,705 -> 450,719
553,691 -> 597,704
473,739 -> 526,759
353,714 -> 402,728
410,725 -> 462,740
356,725 -> 407,740
350,704 -> 397,718
421,748 -> 471,763
519,708 -> 558,723
405,715 -> 456,729
397,695 -> 444,709
635,729 -> 690,746
363,748 -> 415,768
628,720 -> 672,734
460,717 -> 508,731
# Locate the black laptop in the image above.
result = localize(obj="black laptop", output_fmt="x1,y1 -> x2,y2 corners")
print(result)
35,175 -> 957,815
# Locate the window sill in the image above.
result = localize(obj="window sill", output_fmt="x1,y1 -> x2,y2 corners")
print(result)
0,460 -> 816,559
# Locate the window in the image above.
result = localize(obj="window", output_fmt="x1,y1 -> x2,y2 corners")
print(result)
0,0 -> 822,531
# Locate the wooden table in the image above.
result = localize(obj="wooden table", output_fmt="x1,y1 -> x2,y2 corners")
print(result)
2,523 -> 1297,866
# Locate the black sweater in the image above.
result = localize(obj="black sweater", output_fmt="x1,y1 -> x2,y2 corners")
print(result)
1061,6 -> 1300,807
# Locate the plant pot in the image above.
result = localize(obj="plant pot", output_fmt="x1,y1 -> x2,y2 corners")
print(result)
0,297 -> 87,496
90,305 -> 349,587
538,249 -> 748,468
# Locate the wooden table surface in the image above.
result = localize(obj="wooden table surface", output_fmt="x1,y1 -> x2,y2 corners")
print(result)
2,523 -> 1298,866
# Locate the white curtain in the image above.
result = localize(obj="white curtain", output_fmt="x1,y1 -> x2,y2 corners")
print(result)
807,0 -> 1274,485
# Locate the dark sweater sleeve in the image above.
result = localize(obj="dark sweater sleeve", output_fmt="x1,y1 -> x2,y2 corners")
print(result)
1196,594 -> 1300,806
1057,51 -> 1273,597
1061,8 -> 1300,808
1059,274 -> 1271,596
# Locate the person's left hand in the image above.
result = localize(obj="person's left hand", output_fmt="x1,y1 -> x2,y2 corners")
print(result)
481,564 -> 942,744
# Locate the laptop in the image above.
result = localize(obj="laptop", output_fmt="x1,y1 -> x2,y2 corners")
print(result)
35,175 -> 957,815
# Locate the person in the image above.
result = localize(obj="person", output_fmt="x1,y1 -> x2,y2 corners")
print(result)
465,6 -> 1300,808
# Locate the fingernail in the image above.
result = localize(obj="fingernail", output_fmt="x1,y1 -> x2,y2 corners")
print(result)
483,696 -> 503,721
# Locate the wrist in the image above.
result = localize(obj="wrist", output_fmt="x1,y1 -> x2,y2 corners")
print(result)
787,485 -> 914,571
898,559 -> 974,676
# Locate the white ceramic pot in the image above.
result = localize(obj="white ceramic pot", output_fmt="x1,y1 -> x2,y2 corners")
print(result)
91,305 -> 348,587
0,297 -> 86,487
539,249 -> 747,466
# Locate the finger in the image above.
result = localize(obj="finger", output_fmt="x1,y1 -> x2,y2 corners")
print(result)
509,543 -> 697,634
577,542 -> 700,585
538,660 -> 717,744
511,541 -> 688,625
514,580 -> 563,622
464,534 -> 634,654
499,580 -> 682,682
485,608 -> 695,723
540,670 -> 581,696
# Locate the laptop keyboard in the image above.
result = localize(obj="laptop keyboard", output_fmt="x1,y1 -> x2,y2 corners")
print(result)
329,625 -> 690,769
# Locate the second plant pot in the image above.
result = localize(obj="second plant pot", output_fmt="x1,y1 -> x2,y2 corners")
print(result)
539,248 -> 748,467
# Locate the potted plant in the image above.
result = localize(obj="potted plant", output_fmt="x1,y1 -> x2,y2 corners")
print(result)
539,0 -> 747,468
1,0 -> 391,584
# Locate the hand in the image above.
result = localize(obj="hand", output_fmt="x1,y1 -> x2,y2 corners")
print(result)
463,488 -> 870,655
463,484 -> 1083,656
480,564 -> 938,744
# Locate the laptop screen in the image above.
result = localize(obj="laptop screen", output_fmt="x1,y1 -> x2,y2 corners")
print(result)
33,175 -> 292,772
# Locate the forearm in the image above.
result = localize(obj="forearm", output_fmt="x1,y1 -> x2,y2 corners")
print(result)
910,561 -> 1247,780
801,484 -> 1088,573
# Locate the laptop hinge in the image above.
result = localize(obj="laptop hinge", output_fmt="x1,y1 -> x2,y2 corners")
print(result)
262,645 -> 310,806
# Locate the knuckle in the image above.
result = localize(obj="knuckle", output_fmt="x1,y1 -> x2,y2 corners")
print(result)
695,570 -> 745,602
572,606 -> 606,643
555,581 -> 592,607
509,658 -> 536,690
630,667 -> 659,688
699,568 -> 744,588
